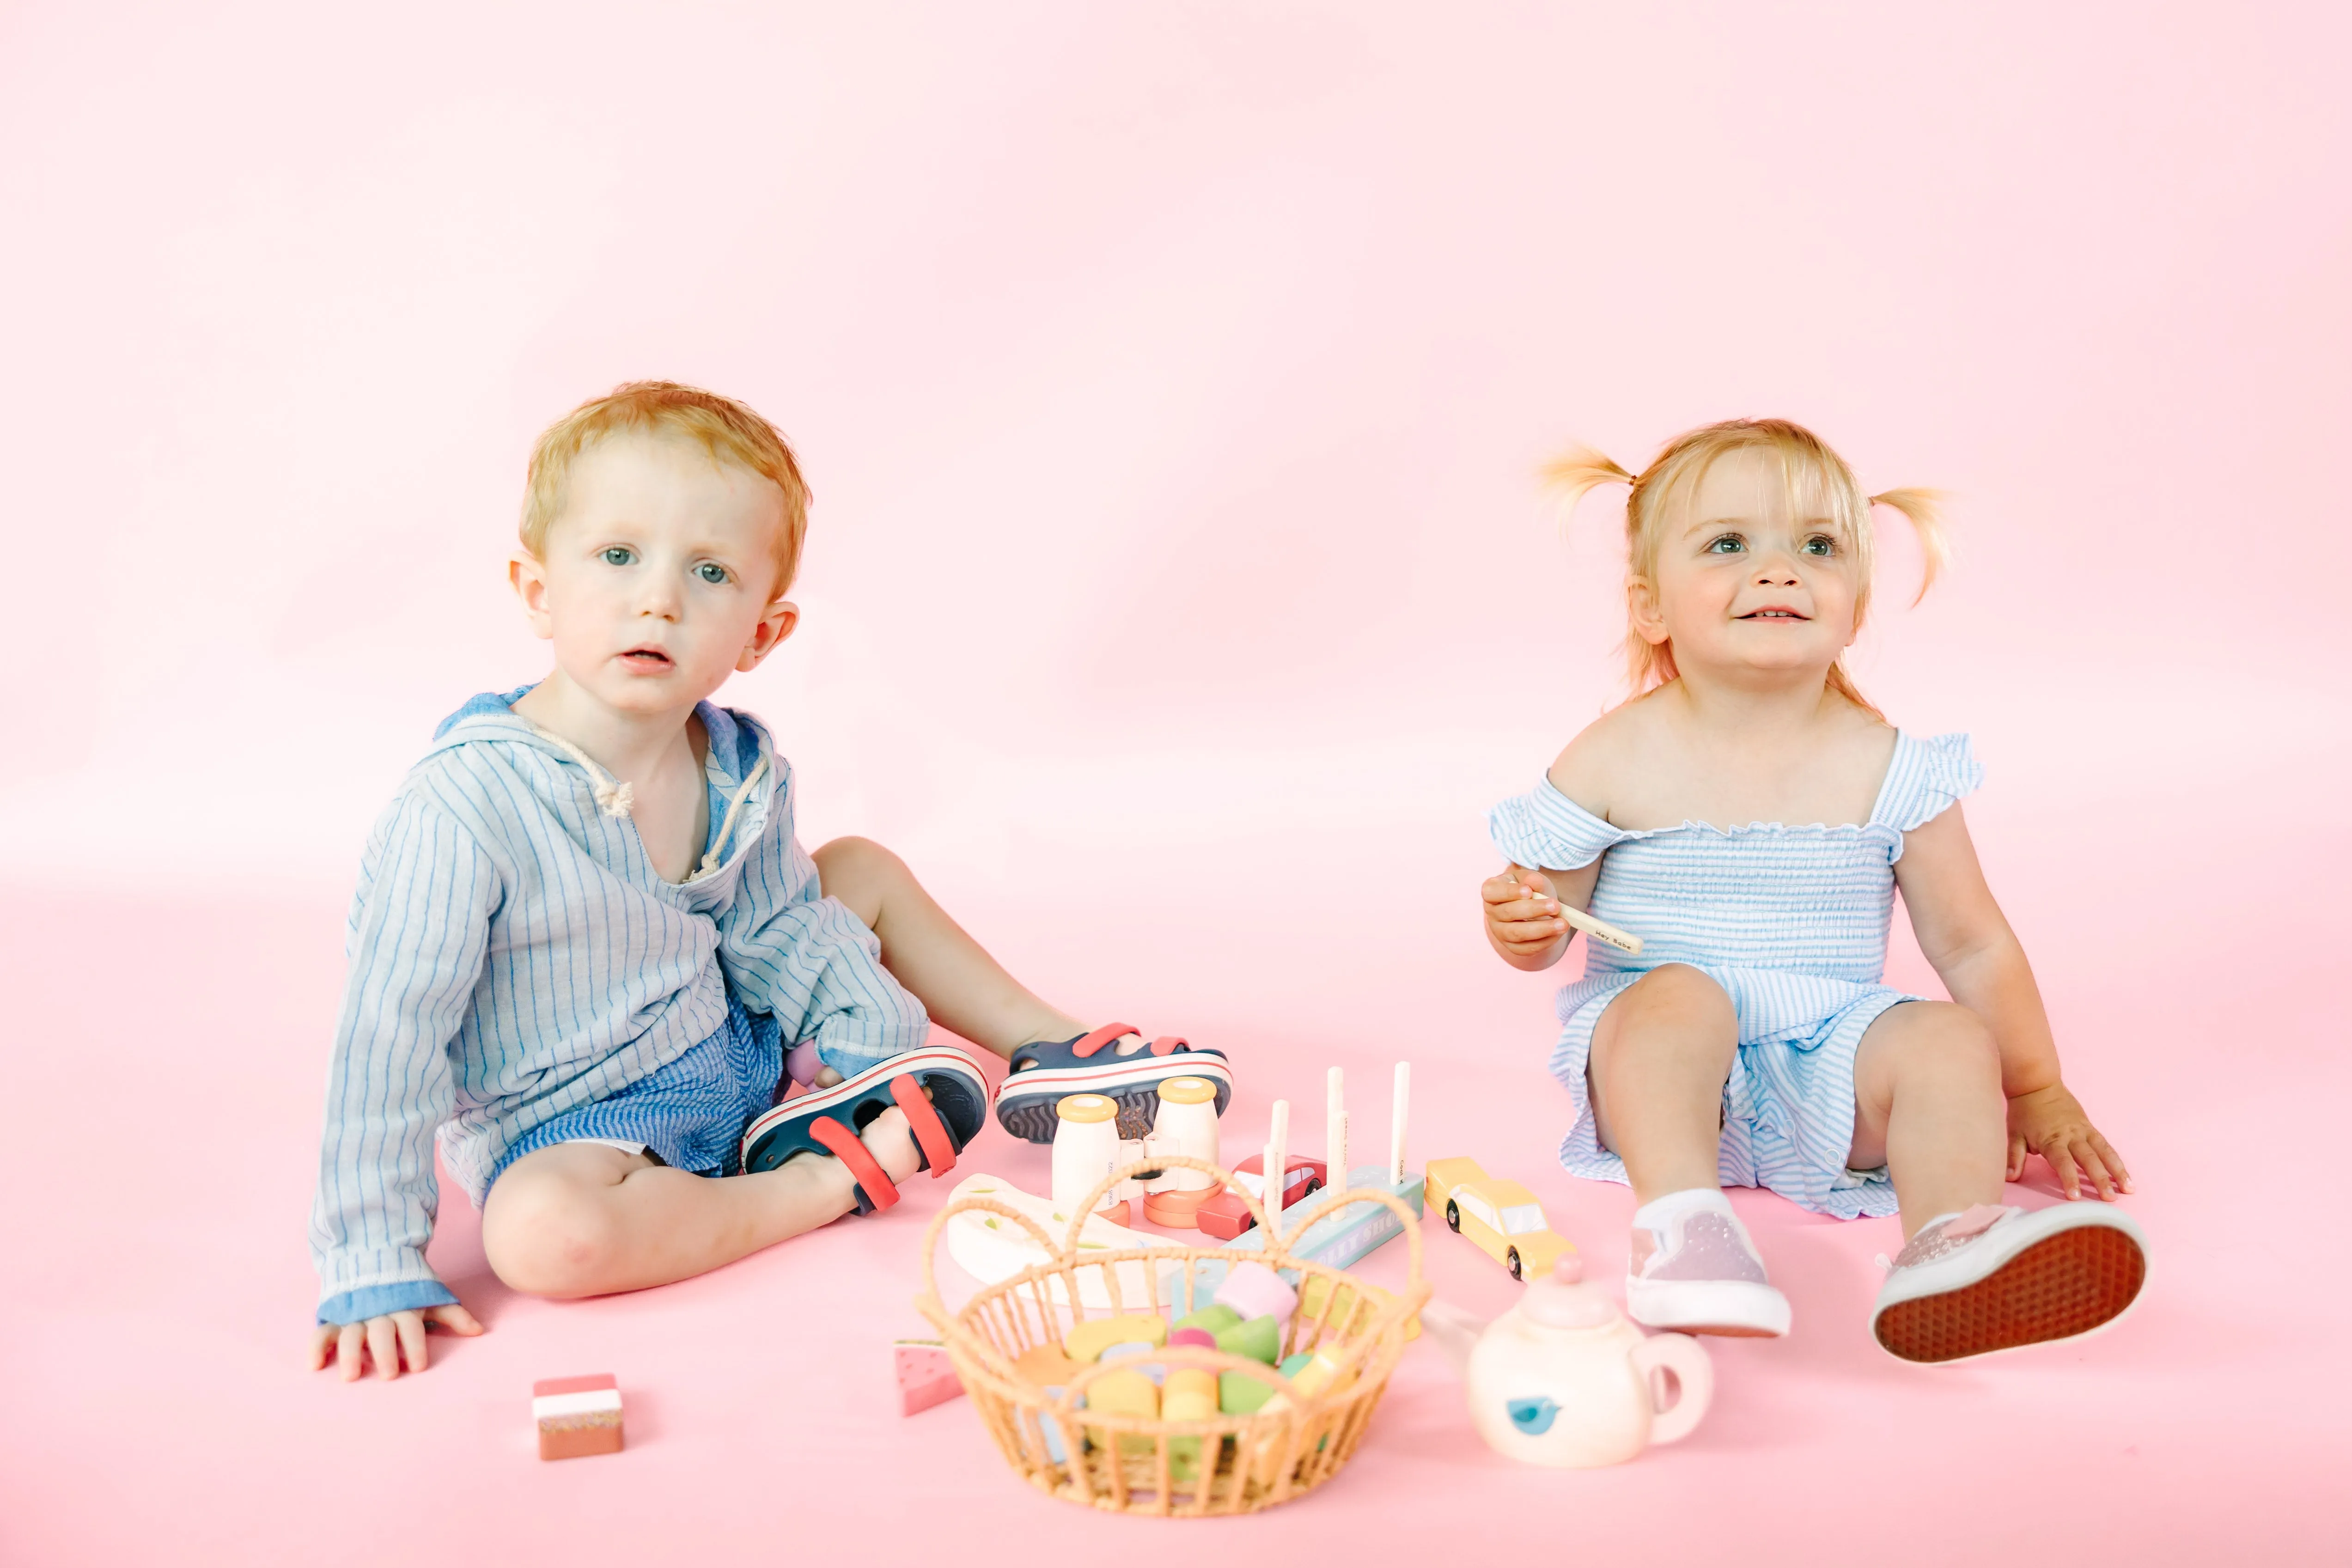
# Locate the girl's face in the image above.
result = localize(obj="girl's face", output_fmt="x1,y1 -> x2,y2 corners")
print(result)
1632,448 -> 1863,688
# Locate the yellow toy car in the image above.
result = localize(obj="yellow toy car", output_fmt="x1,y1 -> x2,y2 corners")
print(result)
1423,1157 -> 1574,1281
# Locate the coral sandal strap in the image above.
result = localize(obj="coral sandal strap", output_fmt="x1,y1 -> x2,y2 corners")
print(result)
1069,1023 -> 1142,1059
807,1116 -> 900,1212
1148,1035 -> 1189,1055
892,1073 -> 957,1178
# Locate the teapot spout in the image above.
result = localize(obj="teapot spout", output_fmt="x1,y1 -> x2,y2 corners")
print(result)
1418,1299 -> 1489,1375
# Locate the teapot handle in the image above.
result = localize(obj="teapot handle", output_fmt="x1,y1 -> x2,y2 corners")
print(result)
1631,1332 -> 1712,1446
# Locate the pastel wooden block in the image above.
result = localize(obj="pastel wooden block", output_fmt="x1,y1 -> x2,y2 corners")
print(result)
1170,1302 -> 1242,1337
1219,1369 -> 1281,1415
1299,1274 -> 1422,1341
893,1339 -> 965,1416
1161,1368 -> 1218,1421
1212,1260 -> 1297,1324
1015,1342 -> 1086,1385
1081,1366 -> 1160,1418
1213,1313 -> 1282,1366
533,1374 -> 623,1460
1064,1312 -> 1167,1363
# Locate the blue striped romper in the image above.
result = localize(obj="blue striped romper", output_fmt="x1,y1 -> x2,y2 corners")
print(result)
1486,731 -> 1982,1220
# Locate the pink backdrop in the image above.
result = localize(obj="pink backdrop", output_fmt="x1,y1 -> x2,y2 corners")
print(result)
4,4 -> 2346,1563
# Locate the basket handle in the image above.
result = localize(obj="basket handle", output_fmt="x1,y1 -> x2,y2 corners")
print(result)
914,1192 -> 1073,1385
1056,1153 -> 1428,1365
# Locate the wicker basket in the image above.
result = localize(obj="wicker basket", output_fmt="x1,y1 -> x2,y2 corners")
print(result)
915,1153 -> 1428,1517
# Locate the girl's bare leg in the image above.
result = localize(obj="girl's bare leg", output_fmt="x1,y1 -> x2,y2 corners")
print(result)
481,1107 -> 924,1299
1849,1001 -> 2008,1239
1588,964 -> 1738,1203
813,836 -> 1086,1061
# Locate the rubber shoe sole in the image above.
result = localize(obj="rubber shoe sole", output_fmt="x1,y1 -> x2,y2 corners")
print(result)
1873,1217 -> 2147,1364
1626,1275 -> 1792,1339
993,1056 -> 1233,1143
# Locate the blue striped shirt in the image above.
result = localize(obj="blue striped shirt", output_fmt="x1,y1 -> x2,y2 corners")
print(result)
308,689 -> 928,1321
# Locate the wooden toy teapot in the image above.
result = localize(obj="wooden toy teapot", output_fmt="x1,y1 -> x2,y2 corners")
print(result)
1424,1256 -> 1711,1468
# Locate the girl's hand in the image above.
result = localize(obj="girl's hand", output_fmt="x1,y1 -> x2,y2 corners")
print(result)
2007,1083 -> 2133,1202
1482,863 -> 1571,966
307,1301 -> 486,1383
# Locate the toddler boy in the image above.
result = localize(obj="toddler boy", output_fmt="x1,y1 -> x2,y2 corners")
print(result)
308,383 -> 1229,1380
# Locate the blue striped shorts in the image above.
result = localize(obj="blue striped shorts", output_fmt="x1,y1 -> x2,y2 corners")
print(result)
1549,970 -> 1914,1220
491,993 -> 784,1184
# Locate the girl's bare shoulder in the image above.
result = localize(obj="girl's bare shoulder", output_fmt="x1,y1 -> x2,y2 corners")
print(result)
1544,694 -> 1673,824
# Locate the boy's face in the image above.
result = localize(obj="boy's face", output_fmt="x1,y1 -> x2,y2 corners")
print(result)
510,432 -> 798,720
1631,447 -> 1864,685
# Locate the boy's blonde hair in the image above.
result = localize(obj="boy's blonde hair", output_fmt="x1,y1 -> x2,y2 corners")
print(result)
1545,418 -> 1946,717
521,381 -> 811,598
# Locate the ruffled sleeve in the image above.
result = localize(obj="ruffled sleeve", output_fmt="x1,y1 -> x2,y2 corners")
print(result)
1488,778 -> 1632,871
1874,732 -> 1983,853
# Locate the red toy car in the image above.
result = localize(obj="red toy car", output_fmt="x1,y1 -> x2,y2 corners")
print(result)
1195,1153 -> 1328,1240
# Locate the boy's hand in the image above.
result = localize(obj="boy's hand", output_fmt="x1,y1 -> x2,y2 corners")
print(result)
1482,863 -> 1570,962
2007,1083 -> 2133,1202
307,1301 -> 486,1383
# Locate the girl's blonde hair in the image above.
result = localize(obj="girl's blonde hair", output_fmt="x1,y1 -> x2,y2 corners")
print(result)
1545,418 -> 1946,717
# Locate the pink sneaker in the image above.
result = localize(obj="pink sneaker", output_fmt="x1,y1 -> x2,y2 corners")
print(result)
1624,1190 -> 1791,1338
1871,1202 -> 2149,1364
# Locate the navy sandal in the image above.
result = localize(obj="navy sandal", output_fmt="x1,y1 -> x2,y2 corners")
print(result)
991,1023 -> 1232,1143
738,1045 -> 989,1213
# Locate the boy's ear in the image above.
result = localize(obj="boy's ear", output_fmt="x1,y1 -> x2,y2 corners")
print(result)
510,551 -> 555,640
737,599 -> 799,672
1627,577 -> 1671,647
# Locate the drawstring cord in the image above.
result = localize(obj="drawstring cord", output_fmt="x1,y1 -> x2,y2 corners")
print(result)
509,719 -> 769,882
530,727 -> 638,819
690,756 -> 769,881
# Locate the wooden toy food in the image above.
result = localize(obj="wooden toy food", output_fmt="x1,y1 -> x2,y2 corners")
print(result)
1052,1094 -> 1129,1220
894,1340 -> 966,1416
1213,1315 -> 1280,1365
1140,1076 -> 1223,1227
1212,1261 -> 1297,1324
1171,1303 -> 1242,1336
1065,1312 -> 1167,1362
532,1374 -> 623,1460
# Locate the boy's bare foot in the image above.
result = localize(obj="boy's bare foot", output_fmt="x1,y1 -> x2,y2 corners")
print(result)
859,1104 -> 925,1188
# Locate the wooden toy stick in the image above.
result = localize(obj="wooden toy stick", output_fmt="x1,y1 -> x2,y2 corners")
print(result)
1556,901 -> 1643,956
1265,1099 -> 1289,1229
1326,1068 -> 1347,1196
1389,1062 -> 1410,1187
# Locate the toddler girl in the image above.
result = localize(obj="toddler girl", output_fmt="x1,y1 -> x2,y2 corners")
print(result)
1480,419 -> 2145,1362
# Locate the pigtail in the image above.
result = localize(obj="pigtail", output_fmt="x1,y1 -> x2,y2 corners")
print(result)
1868,488 -> 1950,604
1542,444 -> 1640,518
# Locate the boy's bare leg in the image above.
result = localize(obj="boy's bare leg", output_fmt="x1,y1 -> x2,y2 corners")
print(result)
1848,1001 -> 2008,1240
813,836 -> 1088,1061
481,1107 -> 924,1299
1587,963 -> 1738,1203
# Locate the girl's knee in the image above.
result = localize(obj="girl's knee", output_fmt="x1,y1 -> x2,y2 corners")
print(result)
1619,964 -> 1736,1030
1890,1002 -> 2001,1084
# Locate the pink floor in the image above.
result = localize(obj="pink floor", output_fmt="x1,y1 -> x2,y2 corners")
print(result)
5,825 -> 2344,1565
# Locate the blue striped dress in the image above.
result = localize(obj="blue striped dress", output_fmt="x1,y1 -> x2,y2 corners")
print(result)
1486,731 -> 1982,1220
308,689 -> 930,1324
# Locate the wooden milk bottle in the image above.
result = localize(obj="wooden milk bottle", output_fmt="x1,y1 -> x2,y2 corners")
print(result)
1050,1093 -> 1126,1218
